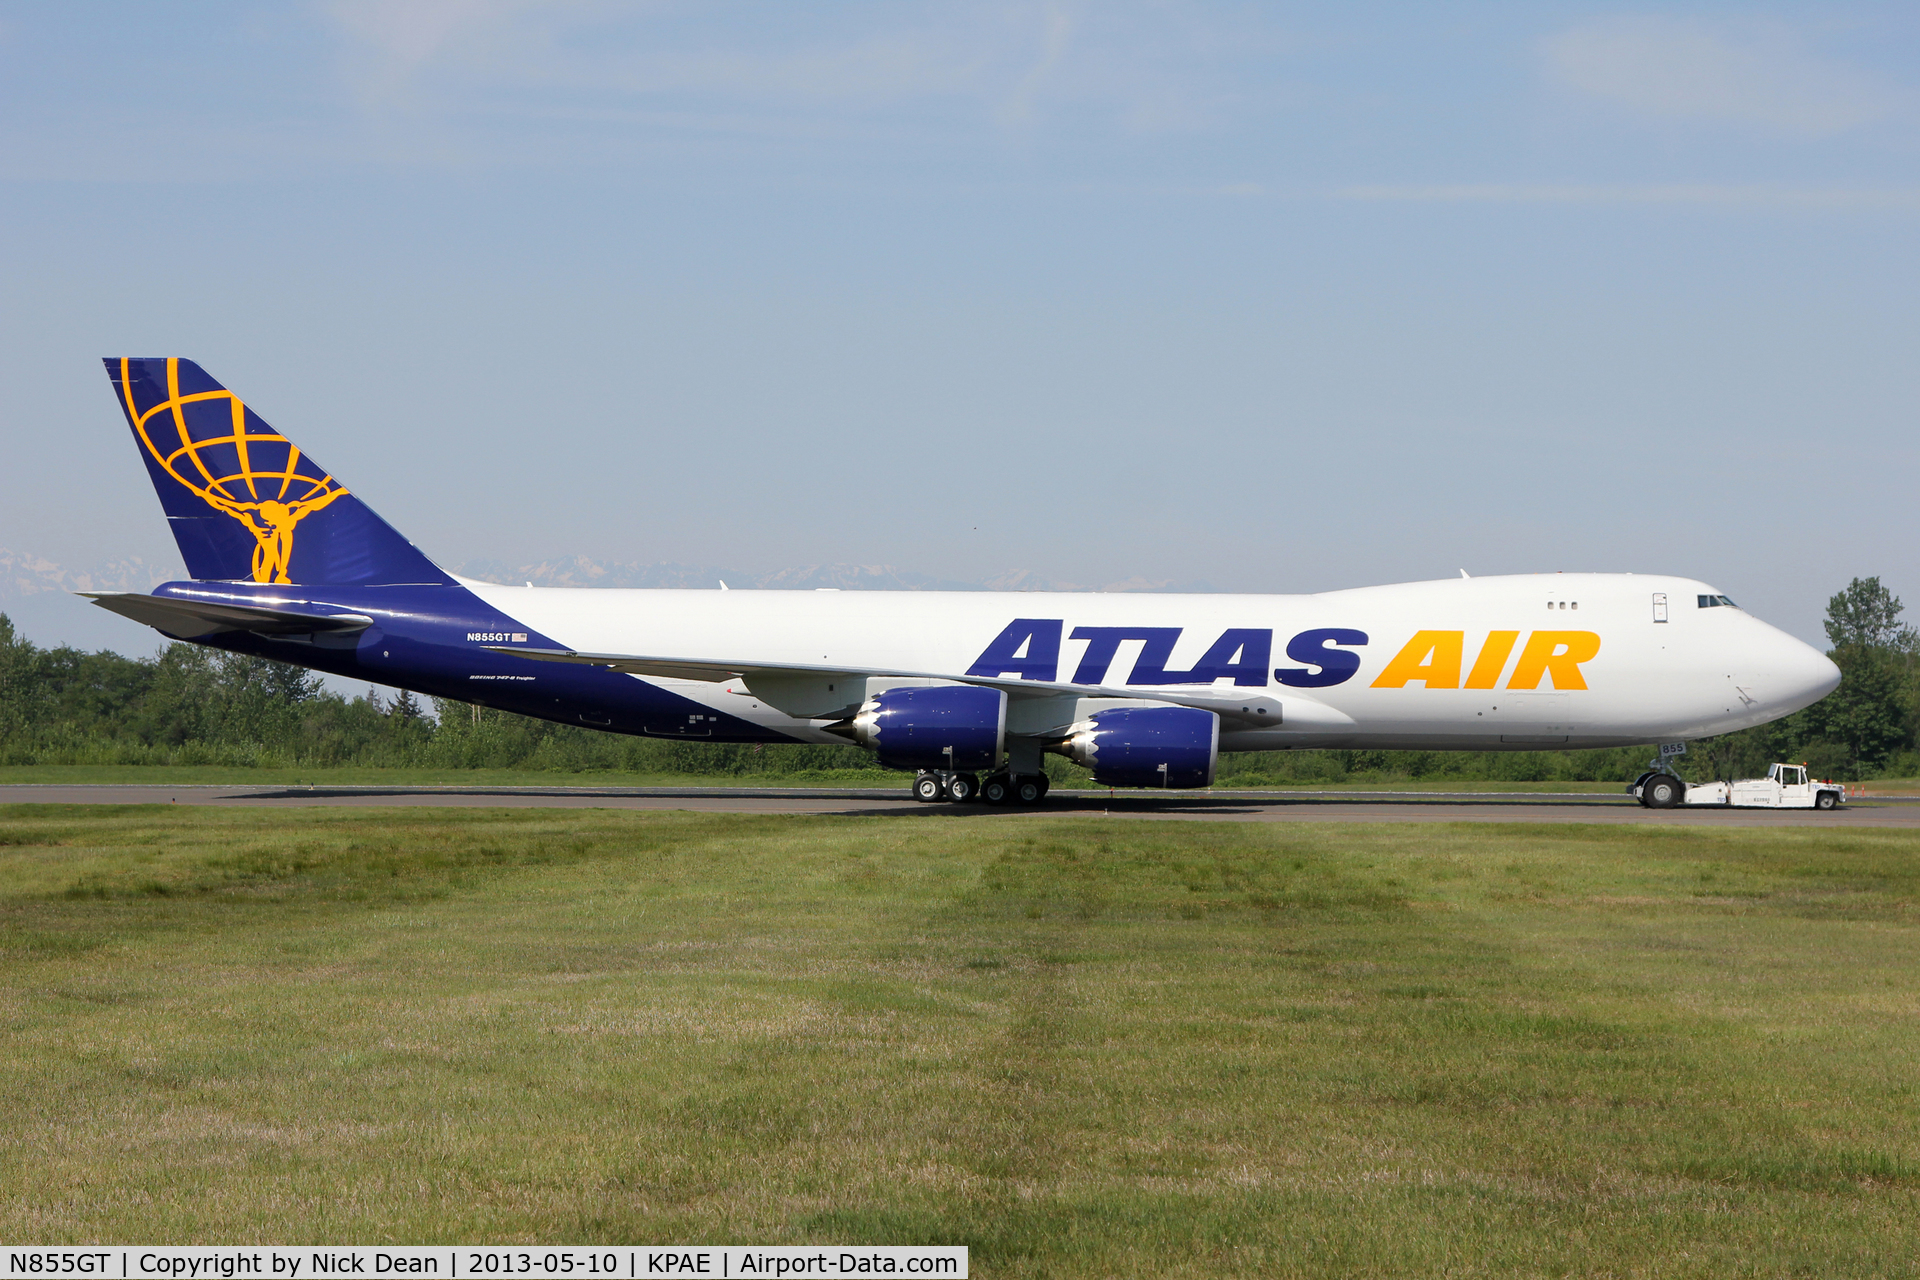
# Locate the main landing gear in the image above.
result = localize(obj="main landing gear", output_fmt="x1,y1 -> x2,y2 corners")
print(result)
912,771 -> 1050,805
983,773 -> 1048,806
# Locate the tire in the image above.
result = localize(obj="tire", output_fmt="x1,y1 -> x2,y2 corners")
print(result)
913,773 -> 944,803
1034,774 -> 1050,800
1815,790 -> 1838,810
1014,777 -> 1044,805
980,775 -> 1011,806
946,773 -> 979,804
1643,775 -> 1683,809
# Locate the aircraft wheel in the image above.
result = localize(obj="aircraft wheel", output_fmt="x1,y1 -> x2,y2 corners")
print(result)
1014,776 -> 1044,805
980,774 -> 1012,806
1643,775 -> 1683,809
1034,774 -> 1050,800
913,772 -> 945,803
1815,790 -> 1838,810
946,773 -> 979,804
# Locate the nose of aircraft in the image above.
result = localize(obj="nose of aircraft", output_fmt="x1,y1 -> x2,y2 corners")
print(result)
1767,628 -> 1841,714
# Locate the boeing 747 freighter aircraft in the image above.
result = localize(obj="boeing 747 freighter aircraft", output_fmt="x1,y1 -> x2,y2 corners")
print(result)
86,359 -> 1840,805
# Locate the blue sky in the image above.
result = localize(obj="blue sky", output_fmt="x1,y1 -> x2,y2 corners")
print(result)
2,1 -> 1916,650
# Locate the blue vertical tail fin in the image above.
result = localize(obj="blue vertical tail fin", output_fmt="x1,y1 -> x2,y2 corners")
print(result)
106,358 -> 452,586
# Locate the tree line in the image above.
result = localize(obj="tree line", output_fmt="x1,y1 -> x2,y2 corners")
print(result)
1,577 -> 1913,783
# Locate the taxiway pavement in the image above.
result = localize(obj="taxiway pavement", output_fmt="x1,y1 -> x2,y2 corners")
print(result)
5,785 -> 1916,827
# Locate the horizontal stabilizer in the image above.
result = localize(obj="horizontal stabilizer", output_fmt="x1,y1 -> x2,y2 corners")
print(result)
82,592 -> 373,639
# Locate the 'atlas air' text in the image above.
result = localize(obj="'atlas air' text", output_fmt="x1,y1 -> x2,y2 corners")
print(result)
966,621 -> 1600,691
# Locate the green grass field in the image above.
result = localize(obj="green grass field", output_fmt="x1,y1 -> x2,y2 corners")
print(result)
3,806 -> 1918,1275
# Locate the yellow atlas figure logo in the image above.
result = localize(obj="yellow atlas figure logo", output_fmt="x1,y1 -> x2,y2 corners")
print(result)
120,357 -> 349,584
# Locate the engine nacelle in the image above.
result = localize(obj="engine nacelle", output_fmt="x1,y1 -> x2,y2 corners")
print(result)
850,684 -> 1006,772
1063,705 -> 1219,789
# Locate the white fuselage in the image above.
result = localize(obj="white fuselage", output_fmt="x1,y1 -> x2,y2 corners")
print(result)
465,572 -> 1840,752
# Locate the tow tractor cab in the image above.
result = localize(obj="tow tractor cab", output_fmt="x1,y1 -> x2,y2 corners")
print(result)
1631,762 -> 1846,810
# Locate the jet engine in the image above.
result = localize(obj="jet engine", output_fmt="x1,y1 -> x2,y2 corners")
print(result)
1061,705 -> 1219,788
848,684 -> 1006,772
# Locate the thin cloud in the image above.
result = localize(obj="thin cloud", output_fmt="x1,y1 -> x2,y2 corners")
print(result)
1339,183 -> 1920,210
325,0 -> 541,108
317,0 -> 1263,152
1542,16 -> 1902,137
999,3 -> 1075,124
322,1 -> 1015,107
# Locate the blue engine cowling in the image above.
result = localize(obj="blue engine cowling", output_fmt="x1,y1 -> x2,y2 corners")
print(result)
851,684 -> 1006,772
1063,706 -> 1219,788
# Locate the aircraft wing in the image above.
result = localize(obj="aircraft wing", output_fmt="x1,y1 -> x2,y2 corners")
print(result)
495,649 -> 817,685
82,592 -> 375,639
487,646 -> 1352,730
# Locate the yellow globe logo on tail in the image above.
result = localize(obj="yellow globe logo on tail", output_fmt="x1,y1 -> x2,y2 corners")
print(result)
117,357 -> 349,584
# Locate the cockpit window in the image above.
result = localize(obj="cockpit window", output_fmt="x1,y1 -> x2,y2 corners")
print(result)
1697,594 -> 1738,609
